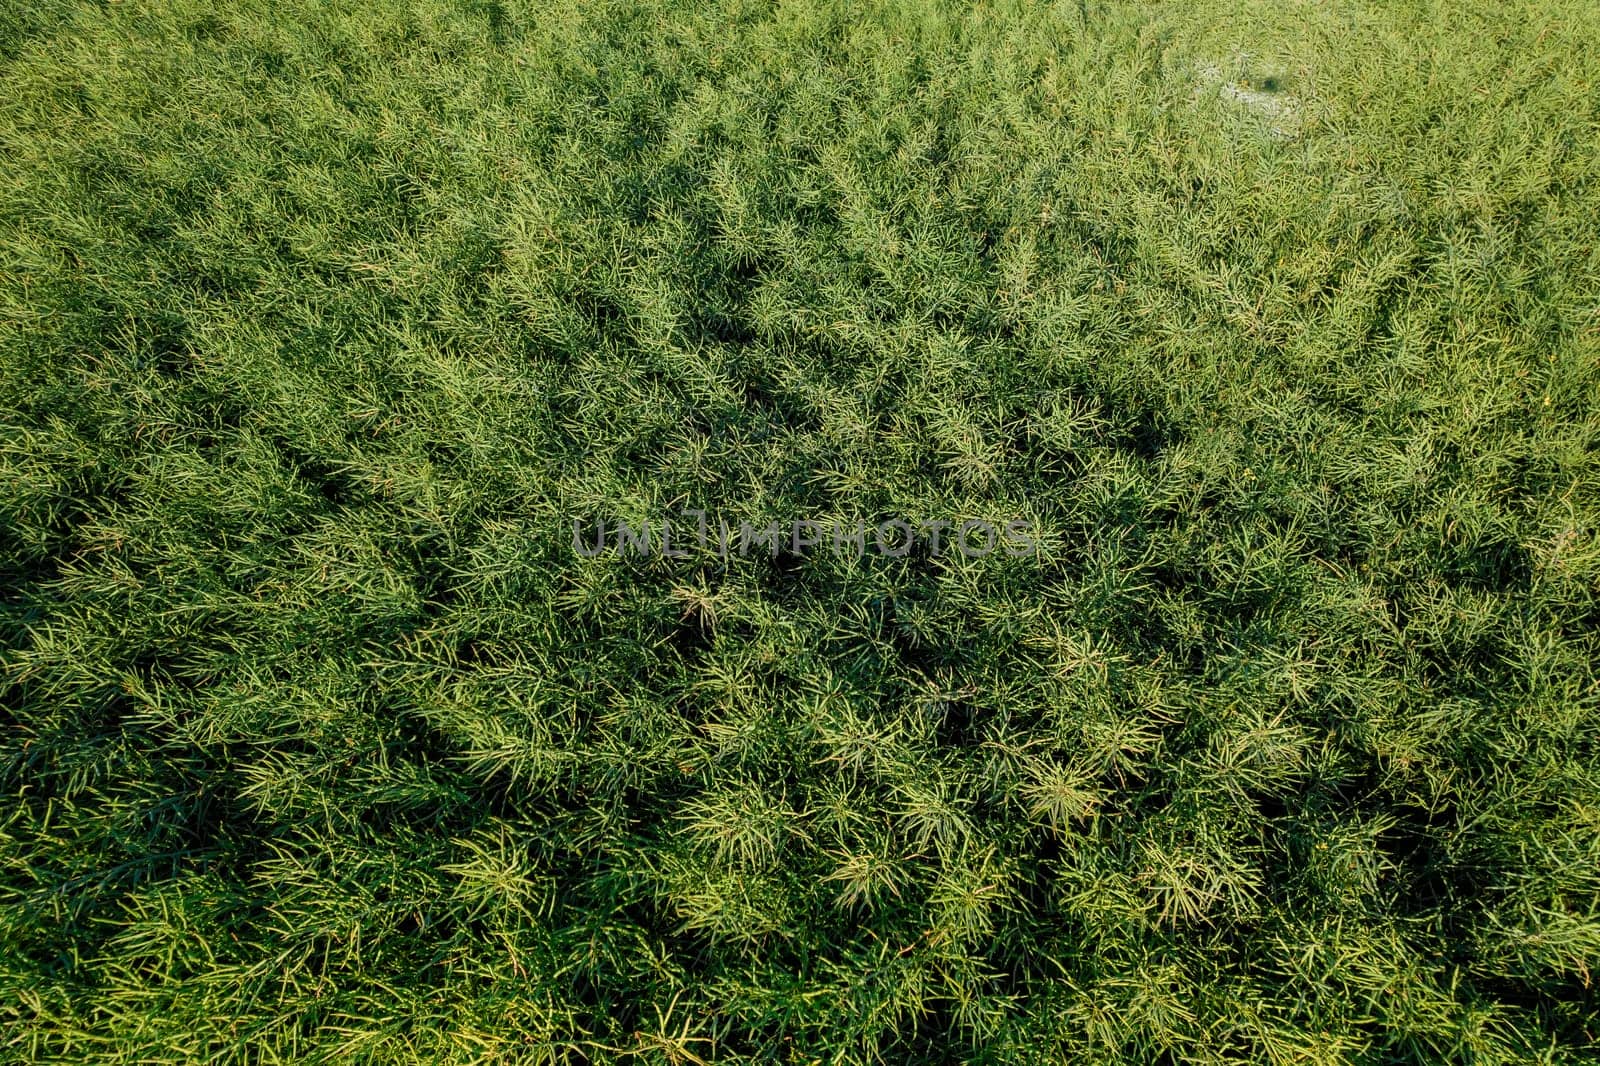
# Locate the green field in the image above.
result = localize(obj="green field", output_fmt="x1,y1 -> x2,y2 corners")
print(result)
2,0 -> 1598,1061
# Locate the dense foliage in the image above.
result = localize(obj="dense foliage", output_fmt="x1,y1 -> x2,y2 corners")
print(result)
2,0 -> 1598,1060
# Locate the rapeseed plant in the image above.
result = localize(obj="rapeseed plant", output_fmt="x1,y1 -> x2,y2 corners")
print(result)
2,0 -> 1598,1061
